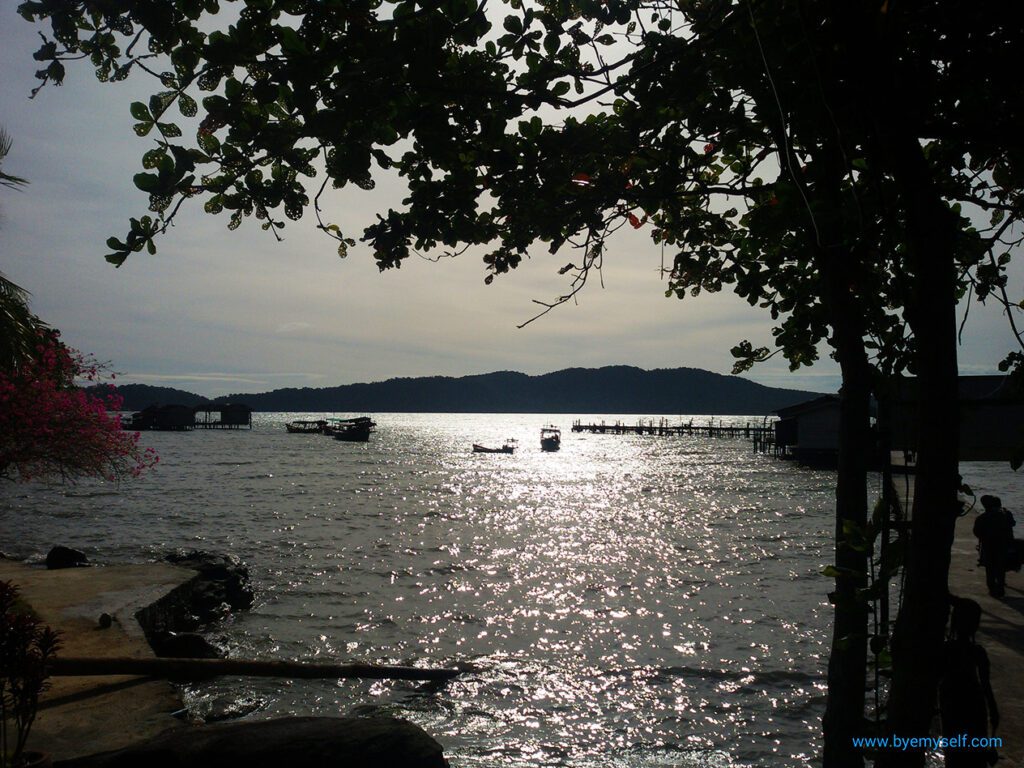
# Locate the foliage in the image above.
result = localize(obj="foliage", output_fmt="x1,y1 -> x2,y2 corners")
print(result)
0,331 -> 159,483
0,128 -> 28,192
0,275 -> 43,375
0,128 -> 43,372
1,126 -> 157,485
0,580 -> 60,768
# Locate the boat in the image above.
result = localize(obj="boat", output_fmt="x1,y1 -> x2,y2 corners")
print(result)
472,440 -> 517,454
540,426 -> 561,451
285,419 -> 327,434
322,417 -> 371,436
330,416 -> 376,442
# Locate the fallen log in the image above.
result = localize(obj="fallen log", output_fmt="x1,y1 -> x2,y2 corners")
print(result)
48,656 -> 461,681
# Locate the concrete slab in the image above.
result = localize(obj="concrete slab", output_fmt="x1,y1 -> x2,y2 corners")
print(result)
0,560 -> 195,760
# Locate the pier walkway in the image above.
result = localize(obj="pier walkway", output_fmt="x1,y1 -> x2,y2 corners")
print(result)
948,508 -> 1023,765
891,463 -> 1022,766
571,418 -> 773,441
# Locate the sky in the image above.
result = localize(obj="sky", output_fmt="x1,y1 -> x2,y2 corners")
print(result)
0,8 -> 1018,399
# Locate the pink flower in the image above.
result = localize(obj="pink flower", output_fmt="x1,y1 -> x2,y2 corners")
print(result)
0,333 -> 158,483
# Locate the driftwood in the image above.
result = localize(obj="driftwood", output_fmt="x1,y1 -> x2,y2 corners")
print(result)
49,656 -> 461,681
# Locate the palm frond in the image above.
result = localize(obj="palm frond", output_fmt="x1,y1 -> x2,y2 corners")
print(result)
0,126 -> 28,190
0,272 -> 45,371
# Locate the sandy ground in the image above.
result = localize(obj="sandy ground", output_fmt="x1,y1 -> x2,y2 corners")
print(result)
0,559 -> 195,760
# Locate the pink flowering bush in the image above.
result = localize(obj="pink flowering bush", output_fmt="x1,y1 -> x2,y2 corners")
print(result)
0,331 -> 157,483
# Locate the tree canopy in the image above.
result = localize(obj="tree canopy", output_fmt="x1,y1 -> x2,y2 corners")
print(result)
17,0 -> 1024,764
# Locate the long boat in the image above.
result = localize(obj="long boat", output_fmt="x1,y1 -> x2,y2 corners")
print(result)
472,440 -> 516,454
540,426 -> 561,452
285,419 -> 327,434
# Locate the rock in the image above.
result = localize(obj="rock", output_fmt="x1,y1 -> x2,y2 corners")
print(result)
134,551 -> 255,656
98,613 -> 113,629
201,695 -> 266,723
165,550 -> 254,619
53,716 -> 450,768
46,546 -> 89,570
149,631 -> 223,659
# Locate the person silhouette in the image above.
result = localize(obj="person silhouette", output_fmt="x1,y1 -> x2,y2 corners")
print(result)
973,495 -> 1016,597
939,597 -> 998,767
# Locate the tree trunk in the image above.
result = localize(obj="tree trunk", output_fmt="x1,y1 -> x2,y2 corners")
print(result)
796,129 -> 874,768
820,237 -> 873,768
822,360 -> 872,768
876,141 -> 960,767
49,656 -> 462,681
877,65 -> 960,768
834,7 -> 961,762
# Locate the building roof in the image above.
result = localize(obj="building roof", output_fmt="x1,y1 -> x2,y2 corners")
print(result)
775,395 -> 840,419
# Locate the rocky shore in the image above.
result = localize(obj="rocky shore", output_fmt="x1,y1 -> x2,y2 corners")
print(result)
0,553 -> 451,767
136,550 -> 255,660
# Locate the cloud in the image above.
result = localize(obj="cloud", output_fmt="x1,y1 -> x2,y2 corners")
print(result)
124,373 -> 272,387
275,321 -> 313,335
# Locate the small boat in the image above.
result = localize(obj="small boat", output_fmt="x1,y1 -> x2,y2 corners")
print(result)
540,426 -> 561,452
285,419 -> 327,434
472,440 -> 516,454
330,416 -> 376,442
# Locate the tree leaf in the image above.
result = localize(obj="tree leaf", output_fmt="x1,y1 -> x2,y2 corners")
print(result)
133,173 -> 162,192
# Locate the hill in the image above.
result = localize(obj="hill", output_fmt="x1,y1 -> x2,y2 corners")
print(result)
98,383 -> 209,410
102,366 -> 826,414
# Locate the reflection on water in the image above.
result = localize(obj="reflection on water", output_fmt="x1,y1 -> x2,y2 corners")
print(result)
3,413 -> 846,766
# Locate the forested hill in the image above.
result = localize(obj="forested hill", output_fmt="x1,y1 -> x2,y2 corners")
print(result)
101,384 -> 209,409
105,366 -> 826,414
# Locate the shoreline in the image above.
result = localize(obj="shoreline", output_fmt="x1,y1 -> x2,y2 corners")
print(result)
0,557 -> 451,768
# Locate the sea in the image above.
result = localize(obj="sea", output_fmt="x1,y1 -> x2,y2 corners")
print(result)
2,413 -> 1018,767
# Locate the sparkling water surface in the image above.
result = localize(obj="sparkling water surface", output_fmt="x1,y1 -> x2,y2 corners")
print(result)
4,412 -> 874,766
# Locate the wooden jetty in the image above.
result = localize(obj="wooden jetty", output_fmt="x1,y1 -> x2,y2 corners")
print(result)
194,403 -> 253,430
125,403 -> 253,431
571,418 -> 773,441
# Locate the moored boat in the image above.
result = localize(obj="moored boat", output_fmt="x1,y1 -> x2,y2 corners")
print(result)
330,416 -> 376,442
472,440 -> 516,454
540,426 -> 561,451
285,419 -> 328,434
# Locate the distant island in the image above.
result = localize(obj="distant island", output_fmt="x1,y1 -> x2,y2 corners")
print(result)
98,366 -> 827,415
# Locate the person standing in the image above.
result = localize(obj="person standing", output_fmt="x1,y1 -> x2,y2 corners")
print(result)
939,597 -> 999,767
973,495 -> 1016,598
